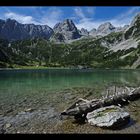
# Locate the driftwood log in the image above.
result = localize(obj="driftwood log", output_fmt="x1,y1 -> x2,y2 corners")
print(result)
61,87 -> 140,120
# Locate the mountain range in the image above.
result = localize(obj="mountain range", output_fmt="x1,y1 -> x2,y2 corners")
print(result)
0,17 -> 130,42
0,18 -> 53,41
0,13 -> 140,69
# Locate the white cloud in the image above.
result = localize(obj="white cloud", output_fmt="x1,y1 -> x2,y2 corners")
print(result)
73,7 -> 103,31
118,7 -> 140,19
74,7 -> 95,19
74,7 -> 86,19
75,17 -> 130,31
40,7 -> 63,28
2,7 -> 140,31
75,7 -> 140,31
76,19 -> 104,31
86,7 -> 96,15
74,7 -> 98,30
3,7 -> 63,28
4,12 -> 39,24
112,7 -> 140,27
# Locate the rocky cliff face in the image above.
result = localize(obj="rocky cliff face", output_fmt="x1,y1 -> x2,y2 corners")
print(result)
79,28 -> 89,36
0,19 -> 53,41
0,13 -> 140,45
89,28 -> 96,36
115,25 -> 129,33
96,22 -> 116,36
23,24 -> 53,39
87,13 -> 140,53
89,22 -> 118,37
124,13 -> 140,39
50,19 -> 81,42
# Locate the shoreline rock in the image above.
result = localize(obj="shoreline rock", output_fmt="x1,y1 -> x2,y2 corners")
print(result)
86,105 -> 130,129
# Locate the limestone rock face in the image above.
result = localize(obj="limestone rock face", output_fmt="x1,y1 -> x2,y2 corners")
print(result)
124,13 -> 140,39
115,25 -> 129,32
96,22 -> 116,36
86,105 -> 130,128
0,18 -> 53,41
51,19 -> 81,42
89,22 -> 117,37
89,28 -> 96,36
79,28 -> 89,36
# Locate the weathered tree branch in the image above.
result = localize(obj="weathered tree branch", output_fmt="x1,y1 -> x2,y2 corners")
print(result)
61,87 -> 140,119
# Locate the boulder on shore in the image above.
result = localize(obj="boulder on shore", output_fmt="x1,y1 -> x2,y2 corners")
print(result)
86,105 -> 130,129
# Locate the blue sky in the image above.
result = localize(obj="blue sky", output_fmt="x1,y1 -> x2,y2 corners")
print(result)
0,6 -> 140,31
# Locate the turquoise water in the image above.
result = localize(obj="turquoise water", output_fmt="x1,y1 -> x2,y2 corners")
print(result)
0,69 -> 140,133
0,69 -> 140,103
0,69 -> 140,90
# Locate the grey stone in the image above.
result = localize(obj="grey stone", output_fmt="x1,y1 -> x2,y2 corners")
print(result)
5,108 -> 13,114
86,105 -> 130,128
25,108 -> 34,112
5,123 -> 12,129
18,111 -> 26,115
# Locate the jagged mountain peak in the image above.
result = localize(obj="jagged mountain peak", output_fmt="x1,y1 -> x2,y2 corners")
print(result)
51,19 -> 81,42
0,18 -> 53,41
89,28 -> 96,36
96,22 -> 116,36
89,22 -> 116,37
53,19 -> 77,32
97,22 -> 115,31
6,18 -> 17,22
131,12 -> 140,26
79,28 -> 89,36
124,12 -> 140,39
63,19 -> 73,23
0,13 -> 139,43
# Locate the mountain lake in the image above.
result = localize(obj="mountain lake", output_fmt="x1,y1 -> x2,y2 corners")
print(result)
0,69 -> 140,133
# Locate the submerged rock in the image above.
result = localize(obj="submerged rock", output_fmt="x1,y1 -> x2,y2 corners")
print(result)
5,123 -> 12,129
5,108 -> 13,114
86,105 -> 130,129
25,108 -> 34,112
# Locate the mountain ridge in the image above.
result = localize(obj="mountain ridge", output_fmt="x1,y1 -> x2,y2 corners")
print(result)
0,15 -> 133,42
0,18 -> 53,41
0,13 -> 140,68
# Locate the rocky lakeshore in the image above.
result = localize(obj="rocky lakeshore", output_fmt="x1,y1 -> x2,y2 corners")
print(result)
0,86 -> 140,134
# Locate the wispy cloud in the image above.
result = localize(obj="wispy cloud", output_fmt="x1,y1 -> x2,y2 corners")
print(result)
73,7 -> 97,30
3,7 -> 64,28
76,19 -> 104,31
4,12 -> 40,24
112,7 -> 140,26
118,7 -> 140,19
75,7 -> 140,31
86,7 -> 96,15
74,7 -> 95,19
74,7 -> 86,19
73,7 -> 105,30
40,7 -> 63,28
1,7 -> 140,31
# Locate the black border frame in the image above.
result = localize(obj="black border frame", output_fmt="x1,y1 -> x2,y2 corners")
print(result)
0,0 -> 140,6
0,0 -> 140,138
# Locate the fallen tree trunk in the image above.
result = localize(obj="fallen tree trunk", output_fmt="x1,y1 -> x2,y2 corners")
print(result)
61,87 -> 140,119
